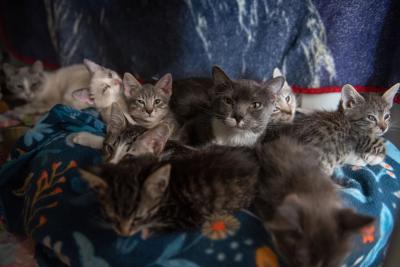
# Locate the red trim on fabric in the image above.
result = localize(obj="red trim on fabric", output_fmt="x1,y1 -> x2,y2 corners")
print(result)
0,12 -> 59,70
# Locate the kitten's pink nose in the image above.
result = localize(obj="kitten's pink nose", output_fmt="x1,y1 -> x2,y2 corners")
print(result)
145,108 -> 153,115
378,123 -> 387,132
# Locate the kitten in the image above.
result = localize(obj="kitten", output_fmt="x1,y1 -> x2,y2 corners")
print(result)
270,68 -> 297,124
79,145 -> 259,237
254,137 -> 374,267
72,102 -> 179,164
261,83 -> 399,174
72,59 -> 126,123
180,66 -> 285,147
3,61 -> 91,114
123,72 -> 178,133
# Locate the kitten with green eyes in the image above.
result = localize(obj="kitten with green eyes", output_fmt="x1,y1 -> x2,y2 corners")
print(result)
178,66 -> 285,147
261,83 -> 400,174
123,72 -> 178,133
270,68 -> 297,124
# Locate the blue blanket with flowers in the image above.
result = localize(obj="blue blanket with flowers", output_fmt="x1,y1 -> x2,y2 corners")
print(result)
0,105 -> 399,267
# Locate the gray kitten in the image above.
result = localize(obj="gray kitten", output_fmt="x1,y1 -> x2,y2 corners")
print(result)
180,66 -> 285,147
270,67 -> 297,124
262,83 -> 399,174
123,72 -> 178,133
255,137 -> 374,267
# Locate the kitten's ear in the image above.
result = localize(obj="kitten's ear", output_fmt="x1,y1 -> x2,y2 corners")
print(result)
272,67 -> 283,78
79,168 -> 108,192
212,65 -> 231,85
144,164 -> 171,199
136,123 -> 171,156
31,60 -> 44,73
123,72 -> 142,97
336,208 -> 375,234
155,73 -> 173,96
84,59 -> 102,73
108,103 -> 127,134
265,194 -> 303,233
72,88 -> 94,105
341,84 -> 365,109
2,63 -> 16,76
382,83 -> 399,108
262,76 -> 285,95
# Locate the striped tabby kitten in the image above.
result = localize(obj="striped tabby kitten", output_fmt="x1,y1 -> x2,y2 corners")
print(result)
180,66 -> 285,147
255,137 -> 374,267
80,146 -> 258,237
262,83 -> 399,174
270,68 -> 297,124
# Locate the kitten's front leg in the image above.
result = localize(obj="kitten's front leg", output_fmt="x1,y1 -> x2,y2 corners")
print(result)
358,135 -> 386,165
70,132 -> 105,149
13,102 -> 52,115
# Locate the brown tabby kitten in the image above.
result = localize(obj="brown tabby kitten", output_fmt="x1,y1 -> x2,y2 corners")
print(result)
255,137 -> 374,267
178,66 -> 285,147
80,146 -> 259,237
261,83 -> 399,174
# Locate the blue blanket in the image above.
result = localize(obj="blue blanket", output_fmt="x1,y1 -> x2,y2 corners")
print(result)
0,105 -> 399,267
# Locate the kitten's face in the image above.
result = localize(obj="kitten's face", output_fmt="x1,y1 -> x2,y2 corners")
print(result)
103,103 -> 171,164
270,68 -> 297,123
73,59 -> 122,108
267,194 -> 374,267
80,160 -> 171,236
341,84 -> 399,136
211,66 -> 284,132
124,73 -> 172,128
3,61 -> 45,101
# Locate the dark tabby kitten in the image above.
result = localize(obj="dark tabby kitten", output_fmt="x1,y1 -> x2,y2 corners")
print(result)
261,83 -> 399,174
178,66 -> 284,147
255,137 -> 374,267
80,146 -> 259,237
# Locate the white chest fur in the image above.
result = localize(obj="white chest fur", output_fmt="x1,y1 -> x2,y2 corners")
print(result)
211,118 -> 260,147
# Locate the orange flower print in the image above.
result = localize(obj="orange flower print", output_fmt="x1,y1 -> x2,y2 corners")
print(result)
360,225 -> 375,244
202,214 -> 240,240
380,162 -> 393,171
256,246 -> 280,267
386,170 -> 396,178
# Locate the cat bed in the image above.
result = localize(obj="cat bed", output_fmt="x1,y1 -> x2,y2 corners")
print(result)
0,105 -> 399,267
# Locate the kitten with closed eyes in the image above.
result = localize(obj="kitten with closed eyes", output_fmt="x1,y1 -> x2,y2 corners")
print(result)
72,59 -> 126,124
3,61 -> 91,114
179,66 -> 285,147
255,137 -> 374,267
270,67 -> 297,124
261,83 -> 400,175
79,144 -> 259,237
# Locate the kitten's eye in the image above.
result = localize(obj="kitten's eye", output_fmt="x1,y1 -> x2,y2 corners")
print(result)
32,82 -> 40,88
154,99 -> 161,105
251,102 -> 262,109
137,99 -> 145,105
223,97 -> 233,105
104,144 -> 113,153
17,84 -> 24,89
384,114 -> 391,120
285,95 -> 291,102
367,115 -> 377,122
273,107 -> 280,113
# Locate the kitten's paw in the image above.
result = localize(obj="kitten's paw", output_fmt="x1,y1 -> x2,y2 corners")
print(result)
363,138 -> 386,165
364,153 -> 386,165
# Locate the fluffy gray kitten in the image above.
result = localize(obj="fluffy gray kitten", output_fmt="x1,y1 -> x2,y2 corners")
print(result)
180,66 -> 285,147
262,83 -> 399,174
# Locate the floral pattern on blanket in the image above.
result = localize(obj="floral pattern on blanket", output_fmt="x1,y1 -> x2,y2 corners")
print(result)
0,105 -> 399,267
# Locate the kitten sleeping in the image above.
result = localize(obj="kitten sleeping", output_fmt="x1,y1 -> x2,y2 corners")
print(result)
255,137 -> 374,267
262,83 -> 399,174
270,67 -> 297,124
3,61 -> 91,114
72,59 -> 125,123
179,66 -> 285,147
